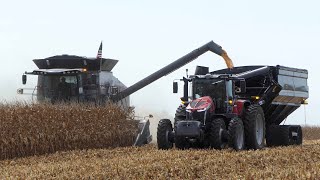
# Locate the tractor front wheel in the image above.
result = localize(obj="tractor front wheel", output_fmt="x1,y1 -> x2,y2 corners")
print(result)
210,118 -> 228,149
157,119 -> 173,150
228,117 -> 245,151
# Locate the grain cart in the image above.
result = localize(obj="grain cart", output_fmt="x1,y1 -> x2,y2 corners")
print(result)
18,55 -> 151,146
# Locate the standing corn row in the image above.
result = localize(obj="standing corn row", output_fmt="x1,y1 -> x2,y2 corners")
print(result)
0,102 -> 138,160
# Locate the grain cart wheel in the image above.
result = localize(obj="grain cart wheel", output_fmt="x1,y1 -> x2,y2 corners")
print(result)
243,105 -> 265,150
210,118 -> 228,149
228,117 -> 245,151
293,125 -> 303,145
267,125 -> 303,146
157,119 -> 173,150
266,125 -> 278,147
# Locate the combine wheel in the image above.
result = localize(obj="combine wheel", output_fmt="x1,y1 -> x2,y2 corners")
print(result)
243,104 -> 265,150
157,119 -> 173,150
210,118 -> 228,149
228,117 -> 245,151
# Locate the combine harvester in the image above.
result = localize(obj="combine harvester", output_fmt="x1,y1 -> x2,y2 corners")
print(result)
18,55 -> 152,146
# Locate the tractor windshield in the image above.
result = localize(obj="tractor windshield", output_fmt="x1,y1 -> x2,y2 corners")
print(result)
192,78 -> 228,113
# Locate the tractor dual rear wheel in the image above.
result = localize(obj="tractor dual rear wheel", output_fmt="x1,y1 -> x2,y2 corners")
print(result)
228,117 -> 245,151
243,105 -> 265,150
157,119 -> 173,150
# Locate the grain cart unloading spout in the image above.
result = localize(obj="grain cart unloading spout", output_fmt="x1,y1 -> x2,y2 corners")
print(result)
112,41 -> 234,101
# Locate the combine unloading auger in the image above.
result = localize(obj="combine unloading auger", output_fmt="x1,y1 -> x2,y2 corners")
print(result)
113,41 -> 233,102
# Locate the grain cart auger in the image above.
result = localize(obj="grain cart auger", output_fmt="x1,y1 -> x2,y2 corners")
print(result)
157,64 -> 309,150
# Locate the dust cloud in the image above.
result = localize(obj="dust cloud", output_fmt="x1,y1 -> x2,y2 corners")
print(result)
135,107 -> 174,143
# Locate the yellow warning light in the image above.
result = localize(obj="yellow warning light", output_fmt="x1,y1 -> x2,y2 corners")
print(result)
255,96 -> 260,100
228,100 -> 233,105
302,99 -> 308,105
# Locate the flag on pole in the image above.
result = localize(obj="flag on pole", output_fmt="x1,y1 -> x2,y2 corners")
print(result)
96,41 -> 103,59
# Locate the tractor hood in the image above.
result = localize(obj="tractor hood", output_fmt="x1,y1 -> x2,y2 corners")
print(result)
186,96 -> 214,112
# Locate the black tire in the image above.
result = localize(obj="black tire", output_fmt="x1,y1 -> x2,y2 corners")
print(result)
173,105 -> 188,149
174,105 -> 186,125
157,119 -> 173,150
295,126 -> 303,145
266,125 -> 278,147
243,105 -> 265,150
175,136 -> 189,149
228,117 -> 245,151
266,125 -> 302,146
210,118 -> 228,149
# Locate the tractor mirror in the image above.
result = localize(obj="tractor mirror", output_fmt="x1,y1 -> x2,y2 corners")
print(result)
173,82 -> 178,93
22,74 -> 27,85
240,80 -> 246,93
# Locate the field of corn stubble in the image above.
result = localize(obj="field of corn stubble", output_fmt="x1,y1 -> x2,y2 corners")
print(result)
0,103 -> 320,179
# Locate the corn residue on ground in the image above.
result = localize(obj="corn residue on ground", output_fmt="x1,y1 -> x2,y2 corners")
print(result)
0,140 -> 320,179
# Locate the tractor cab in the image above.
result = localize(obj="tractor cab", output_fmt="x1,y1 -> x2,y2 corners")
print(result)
192,77 -> 234,114
174,73 -> 246,118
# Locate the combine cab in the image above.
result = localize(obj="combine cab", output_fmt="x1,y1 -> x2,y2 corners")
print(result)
19,55 -> 129,105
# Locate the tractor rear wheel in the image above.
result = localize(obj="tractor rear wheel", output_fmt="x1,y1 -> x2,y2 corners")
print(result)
157,119 -> 173,150
228,117 -> 245,151
243,104 -> 265,150
210,118 -> 228,149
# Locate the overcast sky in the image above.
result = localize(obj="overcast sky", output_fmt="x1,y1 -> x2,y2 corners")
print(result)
1,0 -> 319,125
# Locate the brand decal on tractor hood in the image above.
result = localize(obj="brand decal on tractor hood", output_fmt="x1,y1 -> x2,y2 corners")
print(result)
186,96 -> 214,112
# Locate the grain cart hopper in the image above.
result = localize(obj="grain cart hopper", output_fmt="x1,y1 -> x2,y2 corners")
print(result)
154,45 -> 308,150
18,55 -> 151,146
